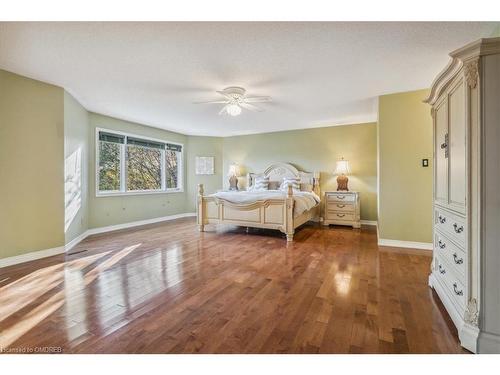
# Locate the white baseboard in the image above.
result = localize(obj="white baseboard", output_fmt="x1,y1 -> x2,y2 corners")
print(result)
86,212 -> 196,236
0,212 -> 197,268
65,231 -> 90,252
361,220 -> 378,226
378,238 -> 433,250
478,331 -> 500,353
0,246 -> 65,268
461,322 -> 480,353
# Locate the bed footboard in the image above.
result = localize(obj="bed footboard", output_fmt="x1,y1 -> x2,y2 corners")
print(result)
197,184 -> 297,241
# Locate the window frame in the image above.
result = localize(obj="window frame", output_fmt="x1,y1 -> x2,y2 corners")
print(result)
95,127 -> 184,197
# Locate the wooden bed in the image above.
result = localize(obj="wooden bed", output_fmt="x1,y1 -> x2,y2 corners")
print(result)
197,162 -> 320,241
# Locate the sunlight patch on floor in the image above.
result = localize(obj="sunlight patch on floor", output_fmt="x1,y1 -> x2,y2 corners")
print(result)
0,244 -> 140,348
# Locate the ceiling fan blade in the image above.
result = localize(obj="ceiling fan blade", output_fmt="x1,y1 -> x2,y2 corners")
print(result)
240,102 -> 263,112
193,100 -> 229,104
218,105 -> 228,115
243,96 -> 272,103
216,90 -> 235,100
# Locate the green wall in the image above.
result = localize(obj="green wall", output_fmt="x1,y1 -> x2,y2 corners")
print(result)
64,91 -> 89,244
0,69 -> 65,258
0,68 -> 435,262
185,136 -> 224,212
222,123 -> 378,222
87,112 -> 189,228
378,89 -> 433,243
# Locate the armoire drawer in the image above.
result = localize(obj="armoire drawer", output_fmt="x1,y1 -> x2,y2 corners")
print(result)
435,254 -> 466,309
434,231 -> 466,278
434,207 -> 466,246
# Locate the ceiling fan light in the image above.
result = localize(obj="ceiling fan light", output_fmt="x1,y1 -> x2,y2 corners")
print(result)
226,104 -> 242,116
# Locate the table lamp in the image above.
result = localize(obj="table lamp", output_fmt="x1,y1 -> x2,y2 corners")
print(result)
228,163 -> 240,190
334,158 -> 351,191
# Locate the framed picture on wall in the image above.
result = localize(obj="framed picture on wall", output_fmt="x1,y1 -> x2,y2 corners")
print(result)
195,156 -> 215,175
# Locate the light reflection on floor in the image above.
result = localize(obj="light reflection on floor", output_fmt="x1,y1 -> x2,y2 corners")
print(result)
0,252 -> 108,324
124,245 -> 183,310
0,244 -> 140,348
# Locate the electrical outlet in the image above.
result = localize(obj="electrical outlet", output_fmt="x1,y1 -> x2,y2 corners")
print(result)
422,159 -> 429,167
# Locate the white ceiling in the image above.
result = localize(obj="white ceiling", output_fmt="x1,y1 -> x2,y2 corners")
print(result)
0,22 -> 497,136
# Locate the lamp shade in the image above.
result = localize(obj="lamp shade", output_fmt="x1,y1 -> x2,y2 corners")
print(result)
334,159 -> 351,175
228,163 -> 240,177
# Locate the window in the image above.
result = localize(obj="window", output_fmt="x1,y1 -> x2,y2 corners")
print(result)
98,132 -> 123,192
126,138 -> 162,191
97,129 -> 183,195
165,144 -> 182,189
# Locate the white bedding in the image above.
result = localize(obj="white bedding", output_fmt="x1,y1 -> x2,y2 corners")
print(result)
211,190 -> 320,217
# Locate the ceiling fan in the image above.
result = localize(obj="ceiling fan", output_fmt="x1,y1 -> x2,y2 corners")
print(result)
194,86 -> 271,116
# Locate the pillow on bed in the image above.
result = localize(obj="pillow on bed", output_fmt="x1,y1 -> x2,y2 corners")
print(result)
267,181 -> 280,190
280,177 -> 301,192
250,176 -> 270,191
300,183 -> 313,192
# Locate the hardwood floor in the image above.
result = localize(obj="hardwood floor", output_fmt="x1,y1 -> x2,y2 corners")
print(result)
0,218 -> 467,353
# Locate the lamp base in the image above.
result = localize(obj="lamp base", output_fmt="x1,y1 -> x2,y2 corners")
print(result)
336,175 -> 349,191
229,175 -> 239,191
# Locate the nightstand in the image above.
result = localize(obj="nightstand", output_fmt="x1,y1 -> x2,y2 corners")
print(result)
323,191 -> 361,228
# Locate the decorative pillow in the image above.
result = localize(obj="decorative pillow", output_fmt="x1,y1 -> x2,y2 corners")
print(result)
300,183 -> 313,192
250,176 -> 270,191
280,177 -> 301,192
268,181 -> 280,190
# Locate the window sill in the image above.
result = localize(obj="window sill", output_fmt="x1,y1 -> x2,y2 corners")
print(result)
96,189 -> 184,198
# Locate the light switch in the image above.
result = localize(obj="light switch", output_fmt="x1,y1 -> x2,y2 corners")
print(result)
422,159 -> 429,167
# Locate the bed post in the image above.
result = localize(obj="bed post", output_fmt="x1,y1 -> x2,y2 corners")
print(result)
313,172 -> 321,222
313,172 -> 320,197
285,184 -> 295,241
197,184 -> 205,232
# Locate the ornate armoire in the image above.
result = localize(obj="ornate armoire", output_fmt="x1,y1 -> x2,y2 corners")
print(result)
425,37 -> 500,353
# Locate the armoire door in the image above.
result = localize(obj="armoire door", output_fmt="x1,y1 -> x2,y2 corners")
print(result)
434,97 -> 448,206
447,79 -> 467,214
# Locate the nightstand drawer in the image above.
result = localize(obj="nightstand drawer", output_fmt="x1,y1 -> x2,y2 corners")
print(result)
326,212 -> 355,222
326,202 -> 355,212
323,191 -> 360,228
326,193 -> 356,203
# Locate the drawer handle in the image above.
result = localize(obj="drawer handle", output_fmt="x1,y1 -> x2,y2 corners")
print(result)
337,204 -> 346,208
438,265 -> 446,274
453,283 -> 463,296
336,195 -> 346,200
337,214 -> 345,218
453,253 -> 464,265
438,215 -> 446,224
438,240 -> 446,249
453,223 -> 464,233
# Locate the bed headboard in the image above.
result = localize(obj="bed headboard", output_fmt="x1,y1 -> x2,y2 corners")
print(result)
247,162 -> 320,196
